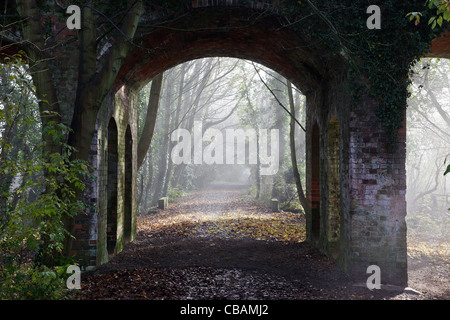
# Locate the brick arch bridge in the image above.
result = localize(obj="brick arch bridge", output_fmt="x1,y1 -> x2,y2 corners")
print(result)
4,1 -> 450,286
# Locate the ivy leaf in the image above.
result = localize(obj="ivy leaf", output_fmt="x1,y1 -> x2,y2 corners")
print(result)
444,165 -> 450,176
444,10 -> 450,21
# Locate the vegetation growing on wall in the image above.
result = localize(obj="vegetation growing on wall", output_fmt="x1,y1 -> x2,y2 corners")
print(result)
282,0 -> 447,150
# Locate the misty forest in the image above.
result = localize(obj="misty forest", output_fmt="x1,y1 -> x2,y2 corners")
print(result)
0,0 -> 449,302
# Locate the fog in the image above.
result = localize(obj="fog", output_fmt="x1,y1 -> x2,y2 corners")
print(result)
137,58 -> 305,212
136,57 -> 449,248
406,58 -> 450,244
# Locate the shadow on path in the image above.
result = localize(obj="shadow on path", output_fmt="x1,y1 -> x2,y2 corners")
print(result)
79,183 -> 444,300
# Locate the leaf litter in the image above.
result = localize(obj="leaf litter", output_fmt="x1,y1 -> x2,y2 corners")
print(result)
72,187 -> 449,300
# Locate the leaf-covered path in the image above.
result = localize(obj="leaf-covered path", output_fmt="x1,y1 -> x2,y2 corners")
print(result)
73,183 -> 449,300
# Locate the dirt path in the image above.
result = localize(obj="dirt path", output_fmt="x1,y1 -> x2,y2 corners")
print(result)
74,183 -> 449,300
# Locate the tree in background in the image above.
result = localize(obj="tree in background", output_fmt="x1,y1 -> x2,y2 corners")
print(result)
0,53 -> 90,299
136,58 -> 308,214
407,57 -> 450,238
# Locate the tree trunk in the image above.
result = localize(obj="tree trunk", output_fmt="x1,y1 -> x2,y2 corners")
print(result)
170,60 -> 204,188
151,73 -> 173,205
68,0 -> 143,163
137,73 -> 164,169
256,133 -> 261,199
16,0 -> 62,155
142,152 -> 154,212
137,156 -> 148,213
163,65 -> 186,196
287,80 -> 309,212
271,79 -> 286,199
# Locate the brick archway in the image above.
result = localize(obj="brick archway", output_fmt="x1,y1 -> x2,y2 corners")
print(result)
114,6 -> 325,94
6,1 -> 443,285
1,0 -> 449,288
99,3 -> 400,285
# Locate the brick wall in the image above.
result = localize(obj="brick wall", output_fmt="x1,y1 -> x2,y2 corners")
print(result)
91,86 -> 138,266
71,85 -> 137,268
21,1 -> 410,285
304,71 -> 407,286
347,98 -> 407,285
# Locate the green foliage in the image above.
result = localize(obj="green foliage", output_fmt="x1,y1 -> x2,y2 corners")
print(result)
0,54 -> 91,299
285,0 -> 445,151
0,121 -> 89,299
408,1 -> 450,29
167,185 -> 185,203
0,263 -> 74,300
349,1 -> 442,150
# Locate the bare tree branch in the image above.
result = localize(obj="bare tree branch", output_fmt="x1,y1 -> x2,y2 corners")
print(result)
251,62 -> 306,132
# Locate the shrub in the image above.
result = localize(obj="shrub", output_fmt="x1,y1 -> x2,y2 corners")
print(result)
0,54 -> 91,299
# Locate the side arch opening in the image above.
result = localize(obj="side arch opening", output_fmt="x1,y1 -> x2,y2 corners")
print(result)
107,117 -> 119,255
124,125 -> 133,243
